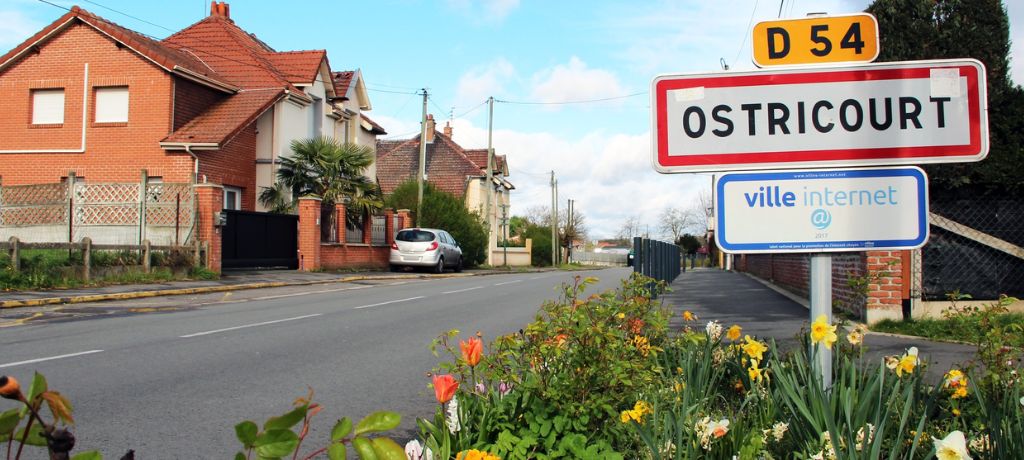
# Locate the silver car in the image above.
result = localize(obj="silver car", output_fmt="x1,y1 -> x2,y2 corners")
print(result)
389,228 -> 463,273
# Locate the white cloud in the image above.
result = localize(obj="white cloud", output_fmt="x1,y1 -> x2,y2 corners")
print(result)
444,118 -> 708,240
445,0 -> 520,23
528,56 -> 629,107
0,10 -> 43,51
454,58 -> 516,107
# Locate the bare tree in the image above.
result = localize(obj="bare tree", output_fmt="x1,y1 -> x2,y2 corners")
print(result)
616,215 -> 642,242
658,207 -> 691,243
524,205 -> 552,227
687,190 -> 713,235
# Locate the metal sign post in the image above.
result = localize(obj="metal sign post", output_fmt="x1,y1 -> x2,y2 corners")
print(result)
810,253 -> 832,389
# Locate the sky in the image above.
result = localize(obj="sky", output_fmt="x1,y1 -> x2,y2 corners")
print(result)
2,0 -> 1022,240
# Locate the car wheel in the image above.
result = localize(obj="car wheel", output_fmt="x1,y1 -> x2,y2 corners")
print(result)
454,257 -> 463,273
434,258 -> 444,274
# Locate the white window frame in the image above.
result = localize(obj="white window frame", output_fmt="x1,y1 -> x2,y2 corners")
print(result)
31,88 -> 65,125
94,86 -> 129,123
223,186 -> 242,211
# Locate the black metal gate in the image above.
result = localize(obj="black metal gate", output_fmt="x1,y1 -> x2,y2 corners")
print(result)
222,210 -> 298,269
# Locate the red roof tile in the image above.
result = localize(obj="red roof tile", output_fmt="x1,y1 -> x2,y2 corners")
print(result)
162,88 -> 284,145
331,71 -> 354,98
267,50 -> 325,85
463,149 -> 507,174
361,114 -> 387,135
0,6 -> 232,88
376,131 -> 508,199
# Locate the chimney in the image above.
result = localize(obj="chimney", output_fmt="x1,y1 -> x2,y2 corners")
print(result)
443,121 -> 453,138
210,1 -> 230,18
425,114 -> 435,144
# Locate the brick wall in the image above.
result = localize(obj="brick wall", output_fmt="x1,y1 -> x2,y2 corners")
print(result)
321,244 -> 390,269
194,184 -> 223,272
297,197 -> 321,271
197,122 -> 257,210
172,77 -> 225,131
0,23 -> 193,183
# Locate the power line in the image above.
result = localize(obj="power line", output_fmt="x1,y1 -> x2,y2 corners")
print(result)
732,0 -> 760,67
495,91 -> 645,105
367,88 -> 421,95
83,0 -> 175,32
36,0 -> 69,12
454,100 -> 488,118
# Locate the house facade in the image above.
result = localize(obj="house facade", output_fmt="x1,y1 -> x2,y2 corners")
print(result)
376,115 -> 514,264
0,2 -> 384,215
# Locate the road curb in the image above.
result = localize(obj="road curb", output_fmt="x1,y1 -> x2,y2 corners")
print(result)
0,272 -> 481,309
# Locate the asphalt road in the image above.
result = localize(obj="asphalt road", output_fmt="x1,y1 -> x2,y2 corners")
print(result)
0,268 -> 633,459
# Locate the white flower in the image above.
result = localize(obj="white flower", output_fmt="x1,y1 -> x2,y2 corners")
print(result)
706,321 -> 723,340
404,440 -> 433,460
933,431 -> 972,460
771,421 -> 788,442
1020,396 -> 1024,407
707,418 -> 730,438
810,451 -> 825,460
446,395 -> 460,434
968,434 -> 989,453
856,423 -> 875,451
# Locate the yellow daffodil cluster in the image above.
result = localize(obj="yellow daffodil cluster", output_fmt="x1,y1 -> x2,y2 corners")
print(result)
810,315 -> 838,349
456,449 -> 501,460
741,335 -> 769,384
726,325 -> 742,341
847,324 -> 868,346
620,400 -> 653,424
886,347 -> 919,377
632,335 -> 652,356
682,310 -> 696,321
944,369 -> 969,399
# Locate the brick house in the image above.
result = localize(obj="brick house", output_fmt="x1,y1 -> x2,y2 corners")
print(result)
0,2 -> 384,213
376,115 -> 514,263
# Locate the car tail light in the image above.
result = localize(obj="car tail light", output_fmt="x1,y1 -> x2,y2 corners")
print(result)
391,242 -> 398,250
427,241 -> 438,251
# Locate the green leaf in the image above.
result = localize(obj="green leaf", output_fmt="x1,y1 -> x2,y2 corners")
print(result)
253,429 -> 299,458
234,453 -> 246,460
70,451 -> 103,460
331,417 -> 352,441
354,411 -> 401,436
15,424 -> 47,446
19,372 -> 48,417
264,405 -> 308,431
235,420 -> 258,448
0,408 -> 22,436
352,436 -> 378,460
370,437 -> 406,460
327,443 -> 347,460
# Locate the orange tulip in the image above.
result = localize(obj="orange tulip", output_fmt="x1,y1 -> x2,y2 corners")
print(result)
0,376 -> 21,400
432,374 -> 458,404
460,337 -> 483,367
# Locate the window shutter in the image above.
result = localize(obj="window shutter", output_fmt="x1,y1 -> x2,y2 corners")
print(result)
32,89 -> 65,124
95,87 -> 129,123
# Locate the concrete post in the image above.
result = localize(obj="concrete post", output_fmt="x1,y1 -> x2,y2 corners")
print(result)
297,196 -> 322,271
142,239 -> 151,273
8,237 -> 19,273
81,237 -> 91,282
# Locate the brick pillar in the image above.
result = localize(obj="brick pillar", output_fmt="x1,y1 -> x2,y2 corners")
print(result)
362,211 -> 372,245
864,250 -> 904,324
194,184 -> 223,273
397,209 -> 411,231
335,203 -> 346,243
384,208 -> 395,245
298,196 -> 322,271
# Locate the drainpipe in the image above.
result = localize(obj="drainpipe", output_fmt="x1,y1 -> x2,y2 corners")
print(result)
184,145 -> 199,183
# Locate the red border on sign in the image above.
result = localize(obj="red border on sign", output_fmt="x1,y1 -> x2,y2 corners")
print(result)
654,64 -> 983,169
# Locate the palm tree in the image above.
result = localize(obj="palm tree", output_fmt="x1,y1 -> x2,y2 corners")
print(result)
259,137 -> 383,240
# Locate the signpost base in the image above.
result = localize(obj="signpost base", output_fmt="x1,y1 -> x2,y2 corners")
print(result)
810,253 -> 833,390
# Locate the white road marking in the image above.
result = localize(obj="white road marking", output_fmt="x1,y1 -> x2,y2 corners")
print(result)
353,296 -> 425,310
528,276 -> 543,280
442,286 -> 483,294
250,285 -> 368,301
180,314 -> 322,338
494,280 -> 522,286
0,350 -> 104,369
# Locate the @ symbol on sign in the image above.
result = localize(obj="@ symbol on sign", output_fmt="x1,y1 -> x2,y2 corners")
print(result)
810,209 -> 832,230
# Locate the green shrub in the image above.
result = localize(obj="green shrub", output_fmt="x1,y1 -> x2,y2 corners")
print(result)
521,224 -> 552,267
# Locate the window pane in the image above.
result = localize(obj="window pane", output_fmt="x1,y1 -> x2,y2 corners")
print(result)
95,87 -> 129,123
396,230 -> 435,242
32,89 -> 65,124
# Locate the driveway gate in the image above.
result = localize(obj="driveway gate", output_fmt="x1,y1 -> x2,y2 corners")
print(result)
222,210 -> 298,269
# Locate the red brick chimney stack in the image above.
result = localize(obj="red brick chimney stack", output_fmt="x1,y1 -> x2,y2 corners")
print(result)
443,121 -> 453,137
210,1 -> 230,18
425,114 -> 435,143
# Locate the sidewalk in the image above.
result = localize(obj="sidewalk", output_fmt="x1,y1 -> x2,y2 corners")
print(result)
0,268 -> 519,308
661,268 -> 976,381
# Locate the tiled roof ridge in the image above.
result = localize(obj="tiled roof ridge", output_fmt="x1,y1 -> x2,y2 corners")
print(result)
434,131 -> 487,177
376,137 -> 419,160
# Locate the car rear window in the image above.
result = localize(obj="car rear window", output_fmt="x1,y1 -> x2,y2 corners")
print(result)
396,229 -> 435,242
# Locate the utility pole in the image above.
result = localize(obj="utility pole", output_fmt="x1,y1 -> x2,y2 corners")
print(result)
485,97 -> 495,265
567,199 -> 574,264
554,179 -> 560,265
416,88 -> 428,223
500,204 -> 510,267
550,171 -> 557,267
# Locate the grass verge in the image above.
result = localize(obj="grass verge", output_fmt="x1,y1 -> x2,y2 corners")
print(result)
871,312 -> 1024,347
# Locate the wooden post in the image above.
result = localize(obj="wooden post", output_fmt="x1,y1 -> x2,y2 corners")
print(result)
81,237 -> 91,282
139,169 -> 148,245
193,239 -> 201,268
142,239 -> 151,273
8,236 -> 19,273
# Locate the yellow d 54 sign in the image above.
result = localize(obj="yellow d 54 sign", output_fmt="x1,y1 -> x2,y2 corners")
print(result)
752,13 -> 879,67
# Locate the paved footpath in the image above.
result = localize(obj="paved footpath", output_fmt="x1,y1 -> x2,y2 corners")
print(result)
661,268 -> 976,381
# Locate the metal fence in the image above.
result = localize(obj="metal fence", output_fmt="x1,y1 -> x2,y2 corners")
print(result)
632,237 -> 682,290
371,215 -> 386,246
921,191 -> 1024,300
0,176 -> 194,245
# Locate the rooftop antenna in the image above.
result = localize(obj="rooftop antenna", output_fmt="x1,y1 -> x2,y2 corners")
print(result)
720,58 -> 730,71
